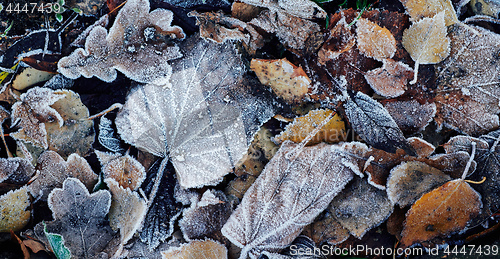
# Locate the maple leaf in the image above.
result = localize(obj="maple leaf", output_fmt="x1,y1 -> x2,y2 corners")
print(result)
57,0 -> 185,84
115,35 -> 275,189
400,178 -> 482,247
40,178 -> 114,258
402,11 -> 450,84
221,141 -> 356,258
356,18 -> 397,61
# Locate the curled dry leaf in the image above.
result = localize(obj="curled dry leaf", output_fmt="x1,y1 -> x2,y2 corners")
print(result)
116,35 -> 275,189
386,161 -> 452,207
343,91 -> 416,156
58,0 -> 185,84
0,187 -> 30,232
402,11 -> 450,84
222,141 -> 357,258
98,115 -> 125,153
383,99 -> 436,133
41,178 -> 114,258
329,177 -> 393,239
251,58 -> 311,104
188,10 -> 249,43
400,179 -> 482,247
273,109 -> 346,145
28,150 -> 98,200
95,150 -> 146,190
105,178 -> 147,255
399,0 -> 459,26
356,18 -> 396,61
365,59 -> 413,98
179,189 -> 231,241
11,87 -> 65,149
161,239 -> 228,259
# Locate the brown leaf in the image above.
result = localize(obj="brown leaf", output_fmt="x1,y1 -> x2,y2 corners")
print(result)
189,10 -> 250,44
0,157 -> 35,185
28,151 -> 98,200
273,109 -> 346,145
96,150 -> 146,190
383,99 -> 436,133
365,59 -> 413,98
238,0 -> 326,19
302,212 -> 350,245
329,177 -> 393,238
23,239 -> 47,254
400,0 -> 459,26
161,239 -> 228,259
402,11 -> 450,84
386,161 -> 452,207
356,18 -> 397,61
251,58 -> 311,104
232,1 -> 262,22
400,179 -> 482,247
222,141 -> 357,258
10,230 -> 30,259
0,187 -> 30,232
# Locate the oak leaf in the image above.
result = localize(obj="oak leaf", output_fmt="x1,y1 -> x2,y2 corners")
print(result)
400,179 -> 482,247
356,18 -> 397,61
222,141 -> 357,258
273,109 -> 346,145
402,11 -> 450,84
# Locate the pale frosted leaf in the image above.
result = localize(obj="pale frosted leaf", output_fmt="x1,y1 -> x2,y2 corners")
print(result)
239,0 -> 326,19
43,178 -> 114,258
179,190 -> 231,241
221,141 -> 356,258
98,116 -> 124,153
386,161 -> 451,207
116,35 -> 275,189
400,0 -> 459,25
384,99 -> 436,133
329,177 -> 393,238
0,157 -> 35,184
343,91 -> 416,156
365,59 -> 413,98
105,178 -> 147,251
28,150 -> 98,200
161,239 -> 228,259
356,18 -> 396,61
96,150 -> 146,190
57,0 -> 184,84
11,87 -> 65,149
402,11 -> 450,84
0,187 -> 30,232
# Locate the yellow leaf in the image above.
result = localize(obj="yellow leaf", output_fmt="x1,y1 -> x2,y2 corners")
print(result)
250,58 -> 310,104
400,0 -> 458,26
274,109 -> 346,145
0,187 -> 30,232
356,18 -> 397,61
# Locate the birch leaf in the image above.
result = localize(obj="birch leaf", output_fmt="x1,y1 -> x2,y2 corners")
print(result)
356,18 -> 396,61
402,11 -> 450,84
161,239 -> 228,259
116,35 -> 275,189
0,187 -> 30,232
400,0 -> 459,26
221,141 -> 357,258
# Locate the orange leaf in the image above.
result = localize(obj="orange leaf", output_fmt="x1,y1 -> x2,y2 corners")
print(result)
356,18 -> 396,61
250,58 -> 311,104
400,179 -> 482,247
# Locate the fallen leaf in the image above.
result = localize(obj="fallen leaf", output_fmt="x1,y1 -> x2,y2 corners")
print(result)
232,1 -> 262,22
343,91 -> 416,156
383,99 -> 436,133
179,189 -> 231,241
329,177 -> 393,238
317,15 -> 356,65
400,179 -> 482,247
386,161 -> 452,207
105,178 -> 147,255
188,10 -> 250,44
23,239 -> 46,254
251,58 -> 311,104
402,11 -> 450,84
116,35 -> 275,189
161,239 -> 228,259
356,18 -> 397,61
98,115 -> 125,153
302,211 -> 350,245
66,0 -> 105,16
0,187 -> 30,232
42,178 -> 114,258
239,0 -> 326,19
57,0 -> 185,84
222,141 -> 357,258
43,222 -> 71,259
0,157 -> 35,184
365,59 -> 414,98
96,150 -> 146,190
11,87 -> 65,149
400,0 -> 459,26
274,109 -> 346,145
28,150 -> 98,200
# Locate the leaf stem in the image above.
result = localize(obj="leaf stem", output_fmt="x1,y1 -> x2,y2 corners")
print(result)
461,142 -> 476,179
465,176 -> 486,185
